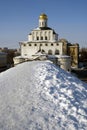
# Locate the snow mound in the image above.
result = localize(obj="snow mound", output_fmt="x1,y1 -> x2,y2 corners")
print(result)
0,61 -> 87,130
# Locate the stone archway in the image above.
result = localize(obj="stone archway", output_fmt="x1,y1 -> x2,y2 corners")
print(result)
55,49 -> 59,55
48,50 -> 52,55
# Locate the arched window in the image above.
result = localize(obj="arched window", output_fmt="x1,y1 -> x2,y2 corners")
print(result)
45,36 -> 47,40
41,36 -> 43,40
45,21 -> 47,27
37,37 -> 39,40
55,50 -> 59,55
48,50 -> 52,55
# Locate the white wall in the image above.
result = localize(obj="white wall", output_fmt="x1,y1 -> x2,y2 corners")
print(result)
28,30 -> 58,42
21,42 -> 63,57
58,56 -> 71,72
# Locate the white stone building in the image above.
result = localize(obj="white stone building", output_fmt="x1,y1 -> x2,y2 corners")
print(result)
20,13 -> 64,58
14,13 -> 71,71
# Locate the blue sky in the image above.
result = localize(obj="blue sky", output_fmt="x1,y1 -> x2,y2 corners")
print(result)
0,0 -> 87,48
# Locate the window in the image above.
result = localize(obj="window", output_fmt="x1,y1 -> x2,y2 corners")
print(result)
45,43 -> 48,46
23,44 -> 26,46
37,37 -> 39,40
56,43 -> 59,46
34,44 -> 37,46
51,43 -> 53,46
40,44 -> 42,46
29,44 -> 31,46
45,36 -> 47,40
48,50 -> 52,55
55,50 -> 59,55
41,36 -> 43,40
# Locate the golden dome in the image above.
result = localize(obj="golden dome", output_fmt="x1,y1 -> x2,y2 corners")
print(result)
39,13 -> 48,20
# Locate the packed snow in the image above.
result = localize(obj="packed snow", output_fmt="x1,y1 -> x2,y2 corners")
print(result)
0,61 -> 87,130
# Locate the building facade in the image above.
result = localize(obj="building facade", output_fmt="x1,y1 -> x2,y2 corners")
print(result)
67,43 -> 79,68
20,14 -> 64,58
14,13 -> 79,70
59,39 -> 79,68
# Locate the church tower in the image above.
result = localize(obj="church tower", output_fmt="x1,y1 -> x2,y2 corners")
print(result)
39,13 -> 48,27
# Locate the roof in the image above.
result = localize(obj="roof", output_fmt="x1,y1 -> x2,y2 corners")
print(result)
33,27 -> 56,34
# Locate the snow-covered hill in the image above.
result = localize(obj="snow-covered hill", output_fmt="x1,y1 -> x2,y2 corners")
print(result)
0,61 -> 87,130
